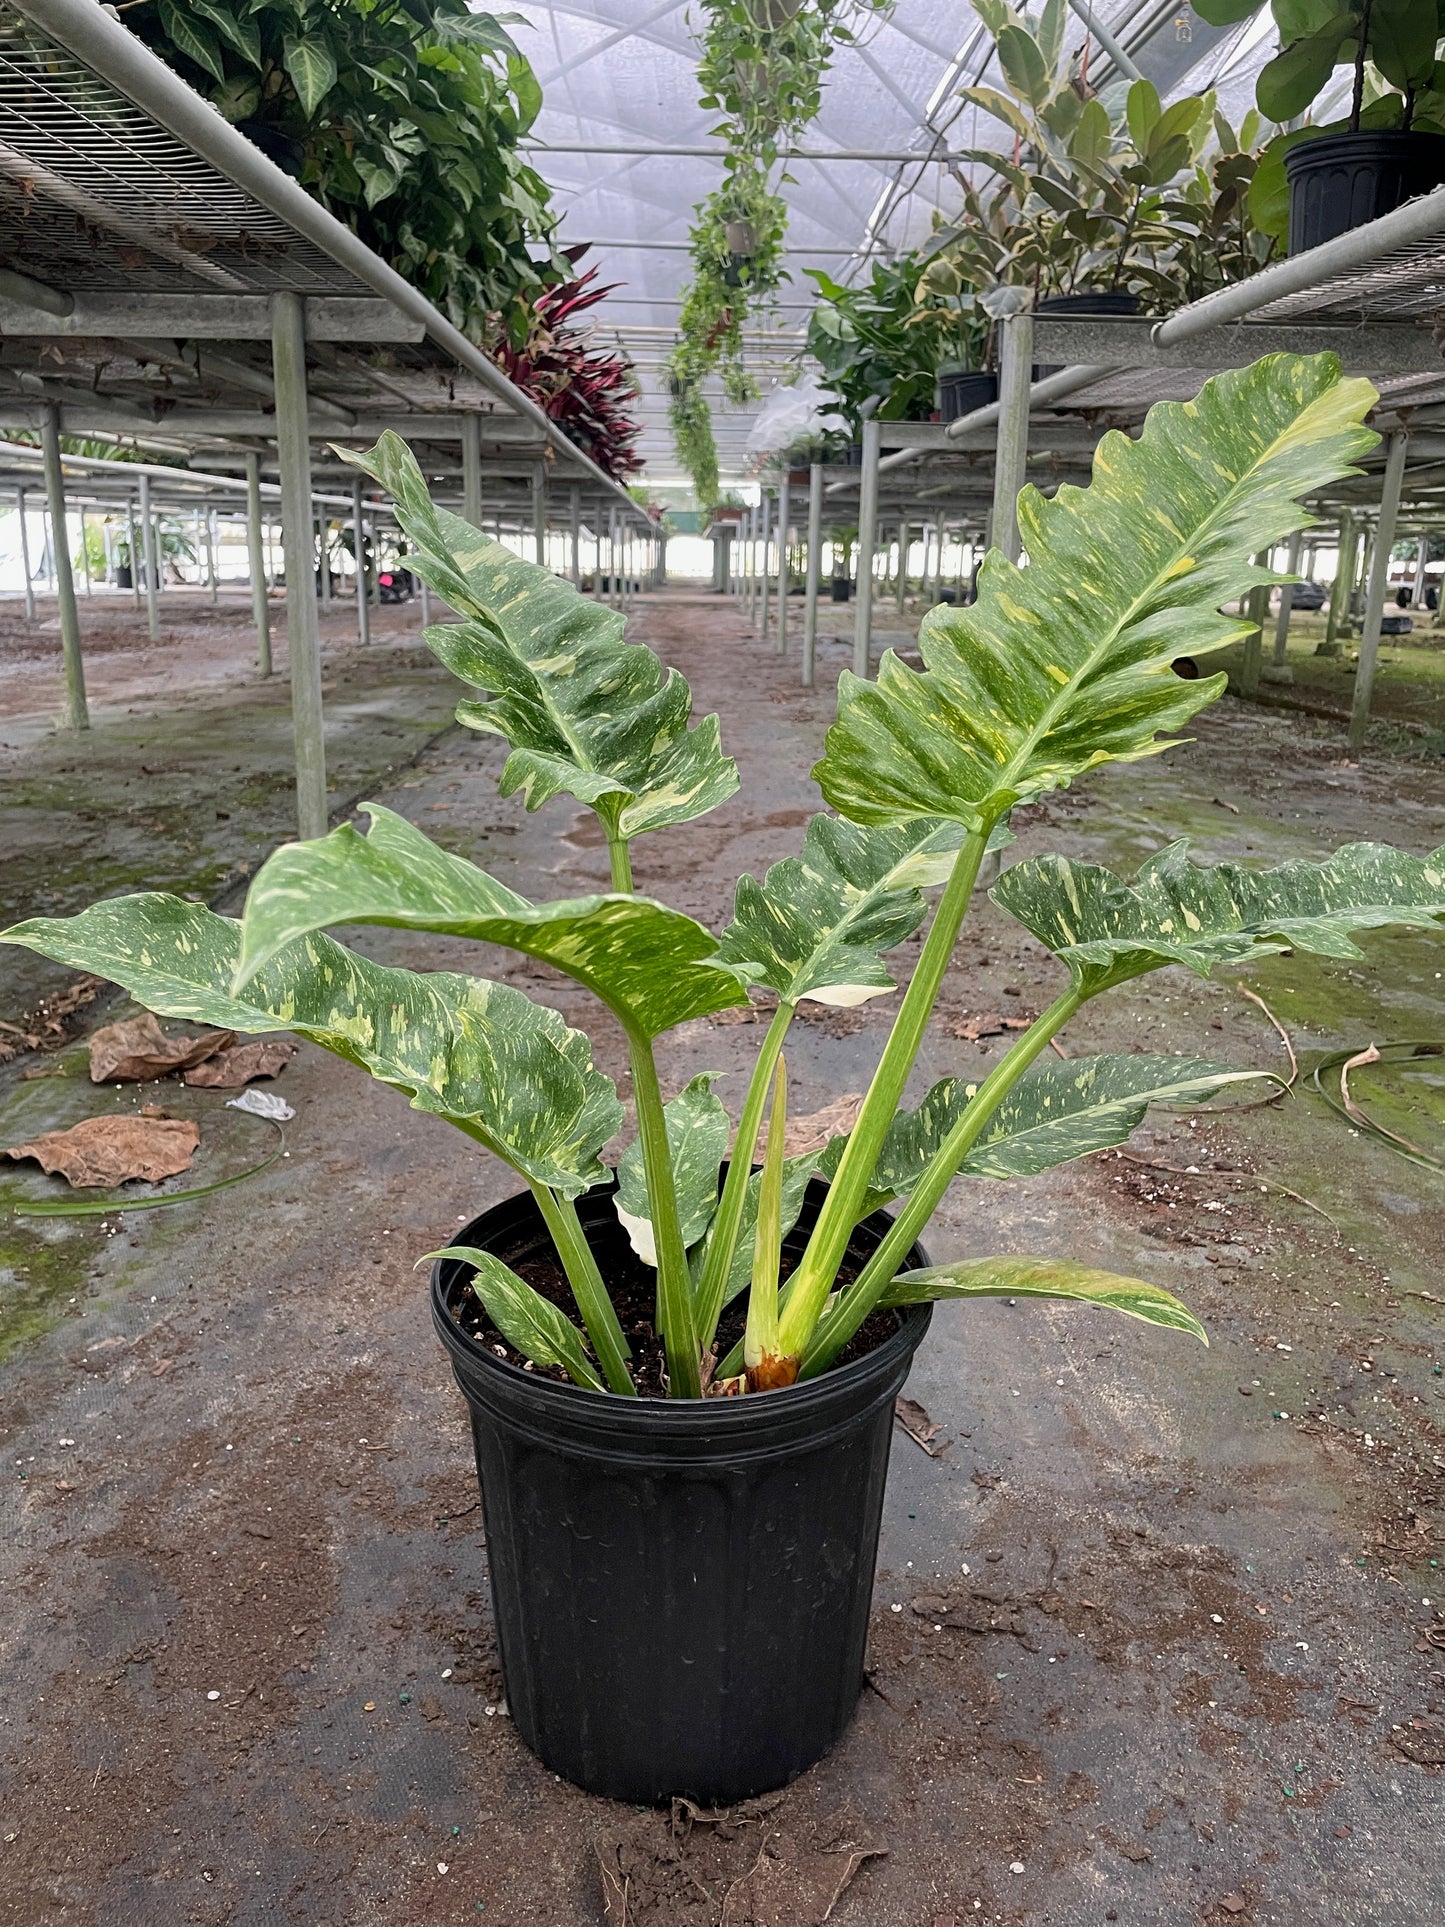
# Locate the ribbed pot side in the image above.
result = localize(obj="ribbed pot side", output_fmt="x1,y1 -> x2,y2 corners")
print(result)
431,1180 -> 931,1805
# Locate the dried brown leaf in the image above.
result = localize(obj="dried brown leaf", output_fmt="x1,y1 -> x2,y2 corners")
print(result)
88,1013 -> 233,1084
4,1115 -> 200,1187
182,1039 -> 294,1088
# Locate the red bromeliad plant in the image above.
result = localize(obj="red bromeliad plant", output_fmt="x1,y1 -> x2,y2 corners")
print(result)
491,262 -> 643,482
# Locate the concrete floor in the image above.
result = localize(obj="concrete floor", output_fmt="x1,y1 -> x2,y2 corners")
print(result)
0,587 -> 1442,1925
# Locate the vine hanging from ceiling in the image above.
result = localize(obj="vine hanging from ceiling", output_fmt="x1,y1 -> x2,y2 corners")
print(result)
667,0 -> 894,506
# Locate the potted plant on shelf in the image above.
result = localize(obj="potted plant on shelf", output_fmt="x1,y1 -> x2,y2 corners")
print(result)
1197,0 -> 1445,253
9,355 -> 1445,1808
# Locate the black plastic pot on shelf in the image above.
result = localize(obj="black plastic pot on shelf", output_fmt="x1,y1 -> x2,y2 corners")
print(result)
844,441 -> 864,466
831,577 -> 852,601
937,369 -> 998,423
1286,131 -> 1445,255
432,1175 -> 930,1805
1032,291 -> 1140,380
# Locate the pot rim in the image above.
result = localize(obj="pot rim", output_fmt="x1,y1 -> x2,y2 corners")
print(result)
430,1189 -> 931,1436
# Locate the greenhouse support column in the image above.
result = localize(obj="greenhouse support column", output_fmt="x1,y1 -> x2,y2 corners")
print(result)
138,471 -> 160,642
801,461 -> 822,689
532,464 -> 546,569
1264,530 -> 1302,684
1414,530 -> 1430,613
125,498 -> 139,610
16,488 -> 34,620
1319,511 -> 1351,656
318,515 -> 332,613
245,452 -> 272,677
206,508 -> 219,605
352,479 -> 370,647
759,492 -> 773,643
992,310 -> 1033,565
895,519 -> 909,613
462,416 -> 483,528
41,402 -> 87,730
1238,552 -> 1269,698
271,289 -> 327,842
609,509 -> 621,609
78,505 -> 93,598
852,417 -> 881,677
740,508 -> 753,623
569,487 -> 581,586
419,575 -> 431,626
778,479 -> 792,651
1350,430 -> 1409,754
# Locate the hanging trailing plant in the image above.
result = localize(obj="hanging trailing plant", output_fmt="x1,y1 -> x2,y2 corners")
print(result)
666,0 -> 894,503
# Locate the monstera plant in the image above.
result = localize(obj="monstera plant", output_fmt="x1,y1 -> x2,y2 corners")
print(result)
8,352 -> 1445,1805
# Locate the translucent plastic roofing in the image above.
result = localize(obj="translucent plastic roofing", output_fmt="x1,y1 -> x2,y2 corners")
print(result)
510,2 -> 1288,481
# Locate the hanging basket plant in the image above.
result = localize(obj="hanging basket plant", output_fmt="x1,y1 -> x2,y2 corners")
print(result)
666,0 -> 896,504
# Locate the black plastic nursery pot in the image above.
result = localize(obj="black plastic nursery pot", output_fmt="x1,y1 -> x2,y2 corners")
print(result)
830,576 -> 852,601
431,1177 -> 931,1806
1032,291 -> 1140,380
1286,131 -> 1445,255
937,368 -> 998,423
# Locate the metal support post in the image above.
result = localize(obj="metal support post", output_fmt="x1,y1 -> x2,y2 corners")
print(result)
41,402 -> 87,728
802,461 -> 822,688
419,574 -> 431,627
245,451 -> 272,676
1238,552 -> 1269,698
77,506 -> 92,597
17,487 -> 34,620
1414,530 -> 1431,615
741,507 -> 754,625
895,519 -> 909,613
758,491 -> 773,643
532,464 -> 547,570
351,479 -> 371,645
206,508 -> 218,605
1350,431 -> 1409,753
852,417 -> 881,677
609,508 -> 620,609
462,416 -> 483,528
569,487 -> 582,586
1319,512 -> 1350,656
125,497 -> 139,609
1263,530 -> 1302,684
992,310 -> 1034,565
318,514 -> 332,613
775,473 -> 790,655
138,470 -> 160,641
271,289 -> 328,840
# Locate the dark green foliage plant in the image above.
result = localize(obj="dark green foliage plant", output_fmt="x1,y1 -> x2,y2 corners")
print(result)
130,0 -> 563,344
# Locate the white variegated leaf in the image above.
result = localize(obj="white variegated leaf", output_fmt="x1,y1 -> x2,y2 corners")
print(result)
1,898 -> 621,1197
827,1055 -> 1267,1200
428,1246 -> 605,1390
814,355 -> 1376,830
718,814 -> 1012,1005
993,839 -> 1445,993
692,1151 -> 829,1310
338,434 -> 738,839
879,1255 -> 1206,1343
616,1073 -> 731,1263
234,804 -> 749,1037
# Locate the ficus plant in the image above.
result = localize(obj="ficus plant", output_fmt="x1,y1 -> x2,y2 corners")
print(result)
1193,1 -> 1445,241
8,356 -> 1445,1402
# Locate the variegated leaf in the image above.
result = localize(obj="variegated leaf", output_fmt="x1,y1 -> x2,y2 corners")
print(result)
428,1246 -> 605,1391
1,898 -> 621,1197
234,804 -> 749,1037
338,434 -> 738,839
834,1055 -> 1267,1198
615,1073 -> 731,1264
814,355 -> 1376,830
994,839 -> 1445,994
717,814 -> 992,1006
879,1255 -> 1206,1343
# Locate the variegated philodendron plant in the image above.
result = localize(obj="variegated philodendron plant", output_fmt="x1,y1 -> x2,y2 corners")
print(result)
8,355 -> 1445,1399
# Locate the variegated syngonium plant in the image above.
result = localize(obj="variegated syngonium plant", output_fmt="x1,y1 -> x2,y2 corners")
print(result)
8,354 -> 1445,1400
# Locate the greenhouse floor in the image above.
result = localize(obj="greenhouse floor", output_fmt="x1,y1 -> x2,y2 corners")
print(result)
1,589 -> 1443,1926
